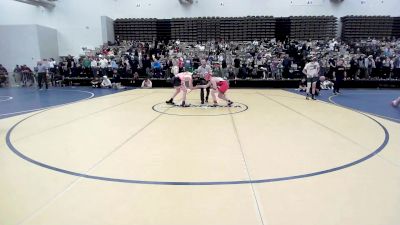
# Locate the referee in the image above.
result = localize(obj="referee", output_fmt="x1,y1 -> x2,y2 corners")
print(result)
194,59 -> 212,104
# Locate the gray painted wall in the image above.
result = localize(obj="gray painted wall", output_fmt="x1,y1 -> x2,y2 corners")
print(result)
0,25 -> 40,72
101,16 -> 115,44
37,25 -> 59,59
0,25 -> 58,72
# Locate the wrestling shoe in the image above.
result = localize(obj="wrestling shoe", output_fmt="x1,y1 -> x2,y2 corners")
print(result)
181,101 -> 190,107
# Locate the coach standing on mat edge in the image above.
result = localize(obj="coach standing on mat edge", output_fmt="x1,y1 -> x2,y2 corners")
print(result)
194,59 -> 212,104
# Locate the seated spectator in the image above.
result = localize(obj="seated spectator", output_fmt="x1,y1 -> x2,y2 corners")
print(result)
0,64 -> 9,87
141,77 -> 152,89
101,75 -> 112,88
91,76 -> 101,88
21,65 -> 34,87
320,78 -> 334,90
296,77 -> 307,92
130,71 -> 139,84
111,70 -> 126,90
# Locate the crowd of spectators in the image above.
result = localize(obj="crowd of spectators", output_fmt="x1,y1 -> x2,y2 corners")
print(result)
2,37 -> 400,88
57,37 -> 400,81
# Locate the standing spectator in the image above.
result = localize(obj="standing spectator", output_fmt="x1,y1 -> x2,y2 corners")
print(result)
302,56 -> 320,100
66,55 -> 73,76
82,57 -> 91,76
152,58 -> 162,78
13,65 -> 22,85
49,58 -> 57,74
36,61 -> 49,90
48,58 -> 57,84
319,57 -> 328,77
382,57 -> 391,79
349,56 -> 358,80
193,55 -> 200,70
327,57 -> 336,79
373,57 -> 382,79
178,57 -> 184,73
91,58 -> 98,77
393,55 -> 400,79
282,55 -> 292,79
333,59 -> 346,95
99,57 -> 108,76
233,55 -> 241,78
183,56 -> 192,72
142,55 -> 152,77
365,55 -> 375,79
358,55 -> 366,79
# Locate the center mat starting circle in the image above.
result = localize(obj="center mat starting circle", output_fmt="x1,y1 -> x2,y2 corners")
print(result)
152,102 -> 249,116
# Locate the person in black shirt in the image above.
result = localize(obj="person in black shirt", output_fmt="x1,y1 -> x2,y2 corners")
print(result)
142,55 -> 152,77
193,55 -> 200,70
348,56 -> 358,80
374,57 -> 383,78
233,56 -> 241,78
282,55 -> 291,79
333,59 -> 346,95
327,57 -> 336,79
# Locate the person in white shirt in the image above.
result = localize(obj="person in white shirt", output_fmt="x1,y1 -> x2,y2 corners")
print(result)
101,75 -> 112,88
302,57 -> 320,100
100,58 -> 108,76
49,58 -> 56,72
91,58 -> 98,77
141,78 -> 152,89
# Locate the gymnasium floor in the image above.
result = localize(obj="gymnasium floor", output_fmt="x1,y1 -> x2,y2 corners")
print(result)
0,87 -> 399,225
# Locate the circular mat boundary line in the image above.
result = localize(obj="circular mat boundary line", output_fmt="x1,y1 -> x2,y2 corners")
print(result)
5,94 -> 389,186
